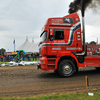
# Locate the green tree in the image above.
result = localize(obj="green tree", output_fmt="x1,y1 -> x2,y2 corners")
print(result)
0,48 -> 6,55
89,41 -> 96,44
85,42 -> 89,45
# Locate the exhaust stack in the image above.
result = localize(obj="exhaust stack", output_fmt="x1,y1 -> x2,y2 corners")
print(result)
81,0 -> 86,54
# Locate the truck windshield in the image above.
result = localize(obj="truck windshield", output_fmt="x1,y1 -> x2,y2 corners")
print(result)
40,31 -> 47,42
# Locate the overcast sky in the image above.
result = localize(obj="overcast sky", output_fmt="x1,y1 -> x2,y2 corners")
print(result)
0,0 -> 100,52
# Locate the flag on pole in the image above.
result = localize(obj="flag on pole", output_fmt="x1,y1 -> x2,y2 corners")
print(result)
13,39 -> 15,44
13,39 -> 16,52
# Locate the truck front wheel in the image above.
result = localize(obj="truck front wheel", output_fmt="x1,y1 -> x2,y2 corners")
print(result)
58,60 -> 75,77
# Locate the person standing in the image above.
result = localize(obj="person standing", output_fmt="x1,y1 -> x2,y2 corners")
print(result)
35,53 -> 37,61
8,55 -> 11,62
1,54 -> 4,62
31,53 -> 35,61
27,54 -> 31,61
6,55 -> 9,62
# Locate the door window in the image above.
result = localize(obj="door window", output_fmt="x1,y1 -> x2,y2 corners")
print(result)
54,30 -> 64,40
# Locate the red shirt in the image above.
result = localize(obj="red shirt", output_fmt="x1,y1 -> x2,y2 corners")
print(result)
0,55 -> 4,58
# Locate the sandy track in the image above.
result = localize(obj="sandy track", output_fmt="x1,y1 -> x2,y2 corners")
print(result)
0,66 -> 100,97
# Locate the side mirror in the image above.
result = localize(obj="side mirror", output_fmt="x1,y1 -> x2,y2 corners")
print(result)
50,29 -> 53,41
50,36 -> 53,41
50,29 -> 53,36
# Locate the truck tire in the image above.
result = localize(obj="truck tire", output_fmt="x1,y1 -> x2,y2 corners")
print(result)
95,67 -> 100,70
54,69 -> 58,73
58,60 -> 75,77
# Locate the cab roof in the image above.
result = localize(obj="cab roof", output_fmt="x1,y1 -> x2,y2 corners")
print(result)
41,12 -> 80,34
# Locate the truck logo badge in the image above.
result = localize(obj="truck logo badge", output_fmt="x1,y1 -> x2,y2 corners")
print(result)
65,18 -> 70,23
63,17 -> 73,23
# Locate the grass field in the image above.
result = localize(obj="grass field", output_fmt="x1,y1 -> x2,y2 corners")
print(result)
0,92 -> 100,100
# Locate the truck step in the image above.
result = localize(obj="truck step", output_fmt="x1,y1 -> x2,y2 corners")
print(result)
47,64 -> 55,66
47,58 -> 56,60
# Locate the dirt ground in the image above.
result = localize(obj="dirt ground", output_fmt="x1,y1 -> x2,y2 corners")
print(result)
0,65 -> 100,97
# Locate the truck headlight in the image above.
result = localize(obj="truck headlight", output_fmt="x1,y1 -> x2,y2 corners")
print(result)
41,61 -> 46,64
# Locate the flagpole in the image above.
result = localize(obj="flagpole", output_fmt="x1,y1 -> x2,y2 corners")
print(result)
13,39 -> 16,52
14,43 -> 15,52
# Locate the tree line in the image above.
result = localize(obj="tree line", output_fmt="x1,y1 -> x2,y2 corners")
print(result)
85,41 -> 97,45
0,48 -> 6,55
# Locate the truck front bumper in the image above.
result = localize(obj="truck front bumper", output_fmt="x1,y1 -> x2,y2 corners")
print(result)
36,56 -> 48,70
37,56 -> 56,71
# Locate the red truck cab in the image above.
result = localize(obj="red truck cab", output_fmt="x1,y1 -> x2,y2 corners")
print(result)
37,12 -> 100,77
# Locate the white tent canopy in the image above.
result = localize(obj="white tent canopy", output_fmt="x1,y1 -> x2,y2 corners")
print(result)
17,37 -> 39,53
27,42 -> 39,52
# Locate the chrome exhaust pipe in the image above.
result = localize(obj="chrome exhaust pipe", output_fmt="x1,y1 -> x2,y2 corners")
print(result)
81,0 -> 86,54
75,0 -> 86,56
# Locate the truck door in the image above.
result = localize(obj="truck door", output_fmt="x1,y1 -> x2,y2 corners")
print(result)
47,28 -> 65,56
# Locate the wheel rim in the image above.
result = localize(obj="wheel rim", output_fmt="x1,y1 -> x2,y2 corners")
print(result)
62,63 -> 72,74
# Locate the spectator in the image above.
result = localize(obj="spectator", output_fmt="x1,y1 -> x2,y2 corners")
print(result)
15,55 -> 19,62
8,55 -> 11,61
0,55 -> 1,61
37,53 -> 39,60
4,55 -> 6,62
27,54 -> 31,61
11,56 -> 13,61
0,54 -> 4,62
31,53 -> 35,61
35,53 -> 37,61
6,55 -> 9,62
21,52 -> 25,61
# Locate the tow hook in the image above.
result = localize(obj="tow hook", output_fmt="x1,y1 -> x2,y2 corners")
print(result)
37,64 -> 40,70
